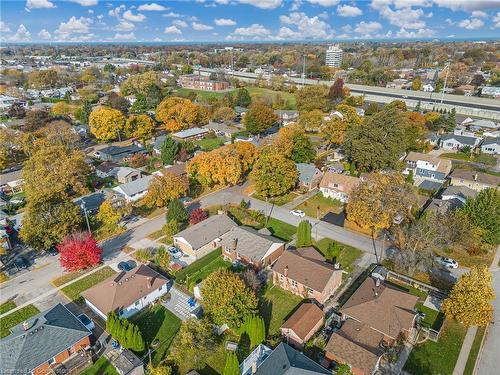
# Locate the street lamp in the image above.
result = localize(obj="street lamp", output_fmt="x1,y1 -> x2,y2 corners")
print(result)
81,201 -> 91,233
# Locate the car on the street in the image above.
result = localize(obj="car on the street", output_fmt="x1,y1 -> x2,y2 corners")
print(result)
436,257 -> 458,269
14,256 -> 30,270
168,246 -> 183,259
402,95 -> 408,99
180,197 -> 192,206
77,313 -> 95,331
117,260 -> 137,272
47,247 -> 58,256
290,209 -> 305,217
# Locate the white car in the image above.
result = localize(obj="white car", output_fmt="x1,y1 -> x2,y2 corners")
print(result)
290,210 -> 305,217
77,313 -> 95,331
168,246 -> 183,259
402,95 -> 408,99
437,257 -> 458,269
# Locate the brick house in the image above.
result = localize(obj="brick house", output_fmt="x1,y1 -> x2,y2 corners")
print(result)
272,247 -> 343,304
296,163 -> 323,191
179,74 -> 230,91
221,226 -> 285,269
0,303 -> 91,375
280,303 -> 324,349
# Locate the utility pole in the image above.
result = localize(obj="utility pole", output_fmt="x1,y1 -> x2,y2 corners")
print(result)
302,54 -> 306,87
441,60 -> 450,104
81,201 -> 91,233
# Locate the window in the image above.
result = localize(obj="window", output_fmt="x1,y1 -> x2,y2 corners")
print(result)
47,358 -> 55,365
224,246 -> 231,254
158,286 -> 163,291
279,274 -> 284,281
307,288 -> 314,294
333,183 -> 338,188
291,280 -> 298,287
135,301 -> 140,306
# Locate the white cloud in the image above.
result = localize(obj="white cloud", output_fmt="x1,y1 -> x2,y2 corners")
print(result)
172,20 -> 188,28
215,18 -> 237,26
138,3 -> 167,11
354,21 -> 383,35
337,4 -> 363,17
38,29 -> 51,39
114,32 -> 136,40
493,12 -> 500,28
68,0 -> 98,6
0,21 -> 11,33
306,0 -> 339,6
26,0 -> 55,9
342,24 -> 353,32
115,21 -> 135,31
97,14 -> 104,20
11,24 -> 31,41
55,16 -> 92,39
153,37 -> 162,41
396,27 -> 436,38
433,0 -> 500,12
471,10 -> 488,18
232,23 -> 271,38
458,18 -> 484,30
192,22 -> 214,30
290,0 -> 302,11
163,11 -> 181,18
371,0 -> 426,29
279,11 -> 333,39
88,9 -> 94,14
123,10 -> 146,22
445,18 -> 455,25
108,5 -> 125,18
164,25 -> 182,34
237,0 -> 283,10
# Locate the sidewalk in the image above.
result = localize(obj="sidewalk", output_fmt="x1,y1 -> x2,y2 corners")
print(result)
282,189 -> 318,210
453,326 -> 478,375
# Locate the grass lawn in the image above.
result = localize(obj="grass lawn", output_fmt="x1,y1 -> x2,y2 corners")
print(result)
259,285 -> 303,336
81,357 -> 118,375
0,304 -> 40,338
61,266 -> 116,303
404,320 -> 467,375
0,300 -> 16,314
148,229 -> 164,240
314,238 -> 363,273
196,137 -> 226,151
441,152 -> 497,166
265,218 -> 296,241
296,192 -> 344,218
463,326 -> 486,375
246,87 -> 297,109
176,87 -> 234,100
132,305 -> 181,365
175,248 -> 222,283
186,257 -> 232,291
252,191 -> 298,206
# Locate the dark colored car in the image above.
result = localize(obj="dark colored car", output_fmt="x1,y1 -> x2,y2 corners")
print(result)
47,247 -> 58,256
14,256 -> 30,270
117,260 -> 137,272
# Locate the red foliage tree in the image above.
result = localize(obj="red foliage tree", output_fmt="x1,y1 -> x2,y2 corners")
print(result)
328,78 -> 344,99
58,231 -> 102,272
189,208 -> 208,225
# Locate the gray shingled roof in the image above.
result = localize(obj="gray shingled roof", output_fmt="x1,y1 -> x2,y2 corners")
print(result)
482,137 -> 500,146
296,163 -> 320,185
172,127 -> 208,139
220,226 -> 283,261
174,214 -> 237,250
441,186 -> 477,200
115,175 -> 153,197
440,134 -> 478,146
0,304 -> 90,372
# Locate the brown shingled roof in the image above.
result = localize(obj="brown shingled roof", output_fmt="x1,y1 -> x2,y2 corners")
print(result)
281,303 -> 324,341
405,152 -> 452,174
450,169 -> 500,187
319,172 -> 360,193
272,247 -> 341,292
340,277 -> 418,339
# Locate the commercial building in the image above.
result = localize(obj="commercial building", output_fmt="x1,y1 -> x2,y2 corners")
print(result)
179,74 -> 230,91
325,45 -> 343,68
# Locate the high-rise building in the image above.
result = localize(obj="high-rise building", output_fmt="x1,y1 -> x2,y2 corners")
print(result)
325,45 -> 343,68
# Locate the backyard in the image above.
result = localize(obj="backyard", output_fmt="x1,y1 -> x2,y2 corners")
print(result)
175,87 -> 233,100
295,192 -> 344,218
314,238 -> 363,273
81,357 -> 118,375
246,87 -> 297,110
0,304 -> 40,338
440,152 -> 497,166
60,266 -> 116,303
195,136 -> 226,151
132,305 -> 181,365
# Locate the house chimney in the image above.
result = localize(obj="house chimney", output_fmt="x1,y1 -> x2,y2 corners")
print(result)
284,265 -> 289,277
23,321 -> 30,331
251,361 -> 257,374
375,278 -> 381,287
473,174 -> 478,181
146,277 -> 152,288
231,238 -> 237,251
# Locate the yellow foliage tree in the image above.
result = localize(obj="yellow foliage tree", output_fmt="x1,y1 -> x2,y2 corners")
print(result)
51,102 -> 78,117
156,97 -> 208,132
143,172 -> 189,208
442,266 -> 495,327
124,114 -> 156,140
321,116 -> 346,145
89,106 -> 125,142
96,199 -> 122,228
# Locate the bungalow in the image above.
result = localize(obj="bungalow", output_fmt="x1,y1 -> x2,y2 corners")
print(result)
404,152 -> 452,183
81,264 -> 170,320
422,83 -> 434,92
158,163 -> 187,177
439,134 -> 480,151
221,226 -> 285,269
114,166 -> 145,184
0,303 -> 91,375
296,163 -> 323,191
449,169 -> 500,192
0,169 -> 23,194
469,119 -> 498,130
280,303 -> 324,349
272,247 -> 343,305
95,144 -> 148,163
481,86 -> 500,98
274,110 -> 299,126
171,127 -> 208,141
441,185 -> 477,204
113,174 -> 153,202
152,135 -> 167,155
73,191 -> 107,214
173,214 -> 237,259
234,106 -> 249,119
203,121 -> 241,138
319,172 -> 360,203
95,161 -> 120,179
481,137 -> 500,155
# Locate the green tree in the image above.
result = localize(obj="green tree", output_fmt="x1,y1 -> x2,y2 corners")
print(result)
243,101 -> 278,134
234,88 -> 252,107
223,352 -> 240,375
166,198 -> 188,224
296,85 -> 330,113
250,151 -> 298,198
155,246 -> 171,270
162,220 -> 180,244
296,220 -> 312,247
337,364 -> 353,375
462,188 -> 500,244
160,135 -> 180,165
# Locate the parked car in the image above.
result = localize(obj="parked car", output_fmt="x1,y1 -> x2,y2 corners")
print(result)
180,197 -> 192,207
77,313 -> 95,331
290,209 -> 305,217
14,256 -> 30,270
436,257 -> 458,269
117,260 -> 137,272
47,246 -> 58,256
168,246 -> 183,259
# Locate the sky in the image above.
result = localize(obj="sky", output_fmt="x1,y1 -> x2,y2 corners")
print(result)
1,0 -> 500,43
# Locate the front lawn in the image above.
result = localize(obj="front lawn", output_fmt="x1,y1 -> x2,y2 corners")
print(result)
81,357 -> 119,375
404,320 -> 467,375
196,137 -> 226,151
314,238 -> 363,273
252,192 -> 298,206
259,285 -> 303,336
296,192 -> 344,218
186,257 -> 232,291
61,266 -> 116,303
0,300 -> 16,314
265,218 -> 296,241
132,305 -> 181,365
0,304 -> 40,338
463,326 -> 486,375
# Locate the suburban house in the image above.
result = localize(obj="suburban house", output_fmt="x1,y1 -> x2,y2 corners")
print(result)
114,166 -> 145,184
234,106 -> 249,118
441,185 -> 477,204
404,152 -> 452,183
449,169 -> 500,192
204,121 -> 241,138
95,161 -> 119,179
469,119 -> 498,130
94,144 -> 148,163
81,264 -> 170,320
481,137 -> 500,155
274,110 -> 299,126
481,86 -> 500,98
152,135 -> 166,155
171,127 -> 209,141
240,342 -> 330,375
158,163 -> 187,177
173,214 -> 237,259
272,247 -> 343,304
296,163 -> 323,191
319,172 -> 360,203
221,226 -> 285,269
73,191 -> 107,214
422,83 -> 434,92
424,198 -> 462,214
439,134 -> 480,150
0,169 -> 24,194
280,303 -> 324,349
0,303 -> 91,375
113,175 -> 153,202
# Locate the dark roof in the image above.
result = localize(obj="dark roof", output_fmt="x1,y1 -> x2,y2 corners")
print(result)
450,169 -> 500,186
220,226 -> 283,262
418,180 -> 443,192
440,134 -> 478,146
96,161 -> 119,173
296,163 -> 321,185
482,137 -> 500,146
0,303 -> 90,371
425,198 -> 462,214
441,186 -> 477,200
99,144 -> 146,157
73,191 -> 107,212
255,343 -> 330,375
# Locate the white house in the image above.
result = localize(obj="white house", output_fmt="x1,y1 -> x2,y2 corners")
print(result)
113,175 -> 153,202
81,264 -> 170,320
319,172 -> 360,203
422,84 -> 434,92
439,134 -> 480,150
481,137 -> 500,155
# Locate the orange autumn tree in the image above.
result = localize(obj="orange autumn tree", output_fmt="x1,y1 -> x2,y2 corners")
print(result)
156,97 -> 208,132
187,142 -> 258,187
